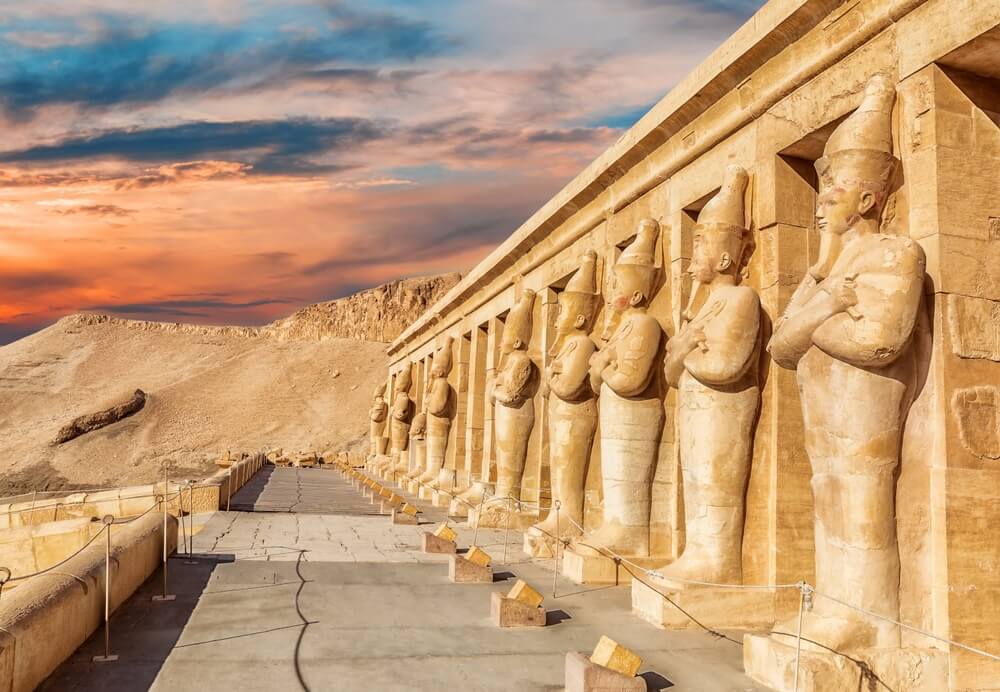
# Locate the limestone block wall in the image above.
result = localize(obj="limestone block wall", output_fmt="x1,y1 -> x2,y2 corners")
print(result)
0,511 -> 176,692
386,0 -> 1000,688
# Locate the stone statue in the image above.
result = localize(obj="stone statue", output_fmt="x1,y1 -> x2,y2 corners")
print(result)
767,75 -> 925,652
577,219 -> 664,557
658,164 -> 760,585
528,251 -> 600,549
407,407 -> 427,480
368,383 -> 389,460
386,364 -> 414,475
481,289 -> 538,523
417,337 -> 456,490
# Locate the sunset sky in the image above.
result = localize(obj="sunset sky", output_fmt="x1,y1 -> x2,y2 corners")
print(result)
0,0 -> 761,344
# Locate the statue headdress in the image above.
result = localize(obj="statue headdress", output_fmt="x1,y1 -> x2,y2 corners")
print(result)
816,75 -> 897,197
696,164 -> 754,275
433,336 -> 454,375
618,218 -> 659,269
504,289 -> 535,350
394,363 -> 412,391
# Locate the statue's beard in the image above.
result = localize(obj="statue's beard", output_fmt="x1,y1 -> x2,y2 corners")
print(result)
600,307 -> 621,341
683,278 -> 711,322
809,230 -> 843,281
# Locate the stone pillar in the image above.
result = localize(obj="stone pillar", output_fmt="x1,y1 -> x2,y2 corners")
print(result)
894,63 -> 1000,690
464,324 -> 489,485
445,332 -> 471,492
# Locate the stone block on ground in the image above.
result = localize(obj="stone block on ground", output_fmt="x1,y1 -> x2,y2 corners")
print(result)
564,651 -> 646,692
590,636 -> 642,677
490,590 -> 545,628
392,507 -> 419,525
449,553 -> 493,583
422,531 -> 457,554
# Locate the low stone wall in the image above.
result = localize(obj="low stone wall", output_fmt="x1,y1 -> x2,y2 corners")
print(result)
0,452 -> 266,531
0,511 -> 176,692
0,518 -> 101,589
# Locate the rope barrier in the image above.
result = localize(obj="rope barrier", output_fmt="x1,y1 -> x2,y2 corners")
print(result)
336,455 -> 1000,671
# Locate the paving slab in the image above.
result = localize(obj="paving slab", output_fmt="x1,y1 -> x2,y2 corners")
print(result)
38,470 -> 767,692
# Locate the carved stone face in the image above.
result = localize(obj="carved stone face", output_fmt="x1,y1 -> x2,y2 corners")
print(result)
607,265 -> 652,313
816,180 -> 875,237
555,292 -> 592,335
431,353 -> 451,378
689,225 -> 741,283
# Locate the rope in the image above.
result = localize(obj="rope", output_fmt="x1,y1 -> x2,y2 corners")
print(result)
6,524 -> 109,583
4,492 -> 181,585
343,458 -> 1000,666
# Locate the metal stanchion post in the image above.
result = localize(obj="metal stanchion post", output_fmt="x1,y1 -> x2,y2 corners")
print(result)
186,482 -> 196,559
93,516 -> 118,662
552,501 -> 561,598
792,582 -> 809,692
502,497 -> 512,565
472,493 -> 487,548
152,494 -> 175,602
177,480 -> 190,559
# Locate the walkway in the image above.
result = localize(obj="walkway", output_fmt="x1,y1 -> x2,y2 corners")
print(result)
39,468 -> 765,692
228,466 -> 380,514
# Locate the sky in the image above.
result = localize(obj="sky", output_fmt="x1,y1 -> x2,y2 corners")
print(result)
0,0 -> 763,344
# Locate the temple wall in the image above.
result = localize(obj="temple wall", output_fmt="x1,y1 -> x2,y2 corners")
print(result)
385,1 -> 1000,688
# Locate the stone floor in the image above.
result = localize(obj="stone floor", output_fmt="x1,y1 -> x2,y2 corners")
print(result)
40,467 -> 767,692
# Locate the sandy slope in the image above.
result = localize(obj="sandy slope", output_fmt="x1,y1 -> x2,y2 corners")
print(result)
0,317 -> 388,496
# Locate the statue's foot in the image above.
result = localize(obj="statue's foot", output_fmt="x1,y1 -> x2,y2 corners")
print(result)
773,611 -> 885,654
572,524 -> 648,558
654,551 -> 740,588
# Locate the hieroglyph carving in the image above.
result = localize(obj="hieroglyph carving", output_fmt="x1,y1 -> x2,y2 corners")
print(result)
659,165 -> 761,585
768,76 -> 926,652
577,219 -> 664,558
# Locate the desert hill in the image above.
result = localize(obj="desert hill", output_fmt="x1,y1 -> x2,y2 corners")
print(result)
0,274 -> 459,497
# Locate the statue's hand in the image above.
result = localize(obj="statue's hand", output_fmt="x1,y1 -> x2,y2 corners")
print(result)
822,274 -> 859,314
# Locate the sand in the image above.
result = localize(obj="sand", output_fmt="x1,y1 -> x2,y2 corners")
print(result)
0,316 -> 389,497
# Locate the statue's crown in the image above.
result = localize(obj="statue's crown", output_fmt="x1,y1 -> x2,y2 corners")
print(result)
817,75 -> 897,188
505,288 -> 536,345
618,219 -> 659,268
564,250 -> 599,295
395,363 -> 412,390
433,335 -> 454,372
697,164 -> 748,230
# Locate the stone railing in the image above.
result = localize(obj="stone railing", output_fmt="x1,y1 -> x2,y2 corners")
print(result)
0,510 -> 176,692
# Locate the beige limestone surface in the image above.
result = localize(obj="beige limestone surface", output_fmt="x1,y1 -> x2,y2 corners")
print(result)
0,317 -> 387,497
383,0 -> 1000,689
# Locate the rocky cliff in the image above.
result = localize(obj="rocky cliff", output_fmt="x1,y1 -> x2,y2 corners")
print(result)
63,273 -> 462,344
265,272 -> 461,343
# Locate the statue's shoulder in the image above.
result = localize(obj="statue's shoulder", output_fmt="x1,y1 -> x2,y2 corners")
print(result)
725,284 -> 761,310
873,233 -> 926,274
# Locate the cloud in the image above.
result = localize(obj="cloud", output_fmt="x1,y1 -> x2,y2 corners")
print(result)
0,118 -> 390,175
0,6 -> 456,118
115,160 -> 253,189
51,204 -> 135,217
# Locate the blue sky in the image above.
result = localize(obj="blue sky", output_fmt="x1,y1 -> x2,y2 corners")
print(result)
0,0 -> 762,343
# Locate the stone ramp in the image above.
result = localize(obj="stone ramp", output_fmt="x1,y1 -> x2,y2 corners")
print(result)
38,510 -> 765,692
229,466 -> 380,515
